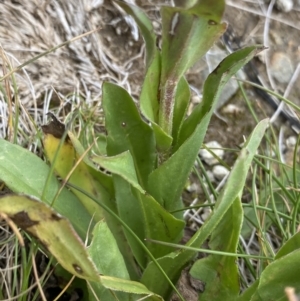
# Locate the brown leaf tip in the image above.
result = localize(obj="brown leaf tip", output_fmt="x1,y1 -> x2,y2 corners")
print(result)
41,113 -> 68,140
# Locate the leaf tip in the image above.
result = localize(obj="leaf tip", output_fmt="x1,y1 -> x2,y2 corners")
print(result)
41,113 -> 68,140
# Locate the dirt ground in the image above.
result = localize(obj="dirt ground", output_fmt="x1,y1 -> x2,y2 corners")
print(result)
1,0 -> 299,159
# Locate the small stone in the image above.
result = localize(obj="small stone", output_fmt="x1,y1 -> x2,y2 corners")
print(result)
152,20 -> 160,30
116,26 -> 122,35
286,136 -> 297,147
201,207 -> 212,221
199,141 -> 224,165
212,165 -> 229,181
191,95 -> 201,104
222,104 -> 243,114
186,182 -> 199,193
270,52 -> 294,84
206,170 -> 215,183
275,0 -> 293,12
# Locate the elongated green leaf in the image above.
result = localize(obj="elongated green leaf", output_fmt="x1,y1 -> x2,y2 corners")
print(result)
250,250 -> 300,301
88,221 -> 130,301
149,112 -> 212,213
0,194 -> 162,300
178,46 -> 265,148
135,188 -> 185,259
142,119 -> 268,299
92,151 -> 143,193
186,119 -> 268,250
190,198 -> 243,301
173,0 -> 197,8
160,6 -> 225,83
236,281 -> 259,301
68,131 -> 114,196
68,132 -> 140,279
92,151 -> 147,267
188,0 -> 225,20
102,82 -> 156,189
88,221 -> 130,278
95,133 -> 107,155
114,175 -> 147,268
140,52 -> 174,151
172,76 -> 190,145
140,52 -> 161,123
0,194 -> 100,281
42,118 -> 104,222
142,253 -> 181,300
152,121 -> 173,152
116,2 -> 174,151
114,175 -> 184,267
0,139 -> 92,239
275,232 -> 300,259
158,5 -> 226,134
93,151 -> 184,266
148,46 -> 265,214
174,0 -> 225,15
100,276 -> 163,301
68,132 -> 139,278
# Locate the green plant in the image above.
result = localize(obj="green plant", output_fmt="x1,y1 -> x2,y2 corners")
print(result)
1,1 -> 300,300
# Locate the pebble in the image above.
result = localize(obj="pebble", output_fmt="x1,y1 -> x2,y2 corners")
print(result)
152,20 -> 160,30
201,207 -> 212,221
275,0 -> 293,12
116,26 -> 122,35
206,170 -> 215,183
186,182 -> 199,193
191,95 -> 201,104
270,52 -> 294,84
212,165 -> 229,181
286,136 -> 297,147
222,104 -> 243,115
199,141 -> 224,165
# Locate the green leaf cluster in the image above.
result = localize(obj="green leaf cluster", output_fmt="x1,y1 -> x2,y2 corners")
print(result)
1,1 -> 297,301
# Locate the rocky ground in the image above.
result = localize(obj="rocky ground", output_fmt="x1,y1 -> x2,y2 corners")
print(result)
0,0 -> 299,158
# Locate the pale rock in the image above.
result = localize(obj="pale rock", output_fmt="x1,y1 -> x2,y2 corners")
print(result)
201,207 -> 212,221
212,165 -> 229,181
222,104 -> 243,114
192,95 -> 201,104
186,182 -> 199,193
206,170 -> 215,183
276,0 -> 293,12
199,141 -> 224,165
286,136 -> 297,147
270,52 -> 294,84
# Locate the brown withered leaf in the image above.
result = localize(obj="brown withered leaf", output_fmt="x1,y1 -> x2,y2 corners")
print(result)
0,194 -> 100,282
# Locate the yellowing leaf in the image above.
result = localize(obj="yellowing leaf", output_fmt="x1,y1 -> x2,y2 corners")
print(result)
0,194 -> 100,282
42,114 -> 103,221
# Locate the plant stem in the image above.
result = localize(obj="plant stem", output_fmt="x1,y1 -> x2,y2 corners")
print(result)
159,78 -> 177,136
